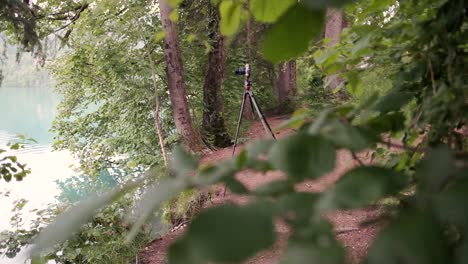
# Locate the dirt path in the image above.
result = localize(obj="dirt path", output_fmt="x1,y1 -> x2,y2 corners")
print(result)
140,116 -> 382,264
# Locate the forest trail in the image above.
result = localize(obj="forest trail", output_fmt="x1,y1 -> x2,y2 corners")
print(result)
140,115 -> 383,264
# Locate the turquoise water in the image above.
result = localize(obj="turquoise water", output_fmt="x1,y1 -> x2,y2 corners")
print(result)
0,86 -> 75,231
0,86 -> 59,145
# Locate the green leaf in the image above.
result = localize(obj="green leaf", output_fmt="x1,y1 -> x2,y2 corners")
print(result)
308,108 -> 334,134
321,120 -> 374,151
170,203 -> 276,263
372,91 -> 414,113
165,0 -> 183,8
281,221 -> 346,264
246,139 -> 275,159
235,149 -> 248,169
154,31 -> 166,42
8,156 -> 18,162
169,9 -> 179,22
171,145 -> 198,177
253,179 -> 294,197
434,177 -> 468,227
224,177 -> 249,194
270,133 -> 335,181
32,179 -> 143,254
318,166 -> 408,210
126,178 -> 187,242
10,143 -> 20,150
364,0 -> 395,13
351,33 -> 373,56
219,0 -> 243,36
303,0 -> 355,9
197,161 -> 236,185
277,192 -> 318,224
31,255 -> 47,264
345,71 -> 362,96
313,48 -> 339,65
455,238 -> 468,264
365,210 -> 449,264
282,237 -> 345,264
416,145 -> 455,193
247,159 -> 274,172
249,0 -> 295,23
261,4 -> 325,63
168,238 -> 204,264
364,112 -> 406,133
275,108 -> 311,131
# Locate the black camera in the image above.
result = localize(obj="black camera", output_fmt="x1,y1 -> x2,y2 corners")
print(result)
234,67 -> 246,75
235,64 -> 250,76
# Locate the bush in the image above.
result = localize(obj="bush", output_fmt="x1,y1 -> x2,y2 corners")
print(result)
0,172 -> 149,263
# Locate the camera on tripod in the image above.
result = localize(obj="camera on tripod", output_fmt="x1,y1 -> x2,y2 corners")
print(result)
234,64 -> 250,76
234,67 -> 246,75
230,63 -> 276,157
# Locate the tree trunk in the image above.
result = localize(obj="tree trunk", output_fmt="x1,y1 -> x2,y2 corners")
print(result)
275,60 -> 297,105
201,9 -> 231,148
325,8 -> 346,46
324,8 -> 347,92
159,0 -> 202,151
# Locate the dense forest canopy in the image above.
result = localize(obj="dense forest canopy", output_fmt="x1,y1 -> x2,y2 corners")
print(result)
0,0 -> 467,263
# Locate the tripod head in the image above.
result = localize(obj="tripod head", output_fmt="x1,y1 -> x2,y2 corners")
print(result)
234,64 -> 250,76
234,64 -> 251,90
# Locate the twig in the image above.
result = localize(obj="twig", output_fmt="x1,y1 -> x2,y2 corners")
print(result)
427,57 -> 436,95
351,151 -> 364,166
447,49 -> 454,84
379,140 -> 424,153
334,227 -> 360,234
54,4 -> 89,32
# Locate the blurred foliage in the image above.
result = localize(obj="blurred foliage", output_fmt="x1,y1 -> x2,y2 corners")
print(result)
0,172 -> 148,263
55,169 -> 126,204
296,56 -> 338,111
1,0 -> 466,263
0,43 -> 54,88
30,0 -> 465,263
0,0 -> 91,82
0,135 -> 34,182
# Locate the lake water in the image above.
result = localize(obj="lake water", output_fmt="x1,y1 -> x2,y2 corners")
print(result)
0,86 -> 76,263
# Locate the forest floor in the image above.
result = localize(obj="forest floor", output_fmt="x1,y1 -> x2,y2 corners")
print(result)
140,115 -> 384,264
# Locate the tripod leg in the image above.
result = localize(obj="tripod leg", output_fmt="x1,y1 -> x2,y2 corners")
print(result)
247,95 -> 256,120
232,92 -> 248,156
248,91 -> 277,140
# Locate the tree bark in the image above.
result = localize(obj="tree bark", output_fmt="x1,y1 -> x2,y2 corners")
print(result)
159,0 -> 202,151
324,8 -> 347,92
325,8 -> 346,46
201,9 -> 231,148
275,60 -> 297,105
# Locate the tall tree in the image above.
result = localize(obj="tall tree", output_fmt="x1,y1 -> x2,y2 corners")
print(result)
324,8 -> 347,92
201,7 -> 231,148
275,60 -> 297,106
159,0 -> 202,151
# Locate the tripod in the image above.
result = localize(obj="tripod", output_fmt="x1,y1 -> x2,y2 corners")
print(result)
232,64 -> 276,156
